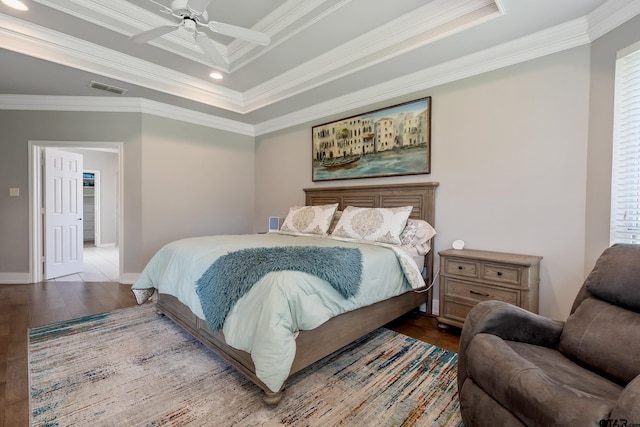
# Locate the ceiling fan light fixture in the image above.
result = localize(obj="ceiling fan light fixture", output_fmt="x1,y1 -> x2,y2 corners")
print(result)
209,72 -> 223,80
130,0 -> 270,68
2,0 -> 28,11
183,18 -> 196,33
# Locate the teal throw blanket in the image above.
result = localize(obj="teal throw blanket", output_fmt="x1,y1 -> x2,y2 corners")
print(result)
196,246 -> 362,331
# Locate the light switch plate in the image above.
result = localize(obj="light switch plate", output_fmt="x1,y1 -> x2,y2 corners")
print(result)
9,188 -> 19,197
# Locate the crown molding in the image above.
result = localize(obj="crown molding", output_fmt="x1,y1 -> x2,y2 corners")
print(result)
138,99 -> 255,136
253,16 -> 592,135
0,94 -> 141,110
0,95 -> 255,136
243,0 -> 502,111
8,0 -> 500,114
31,0 -> 331,72
2,0 -> 639,138
254,0 -> 640,134
0,13 -> 245,111
586,0 -> 640,41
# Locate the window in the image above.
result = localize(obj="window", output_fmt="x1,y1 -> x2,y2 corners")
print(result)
611,41 -> 640,244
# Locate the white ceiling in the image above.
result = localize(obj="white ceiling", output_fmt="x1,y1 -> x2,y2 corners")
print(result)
1,0 -> 639,134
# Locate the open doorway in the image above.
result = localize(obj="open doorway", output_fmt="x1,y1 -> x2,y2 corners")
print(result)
29,141 -> 123,283
83,169 -> 100,247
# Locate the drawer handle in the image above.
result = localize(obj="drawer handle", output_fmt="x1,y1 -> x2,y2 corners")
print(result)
469,290 -> 490,297
458,266 -> 464,270
497,271 -> 503,276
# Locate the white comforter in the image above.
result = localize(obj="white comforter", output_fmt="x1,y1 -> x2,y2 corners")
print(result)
132,232 -> 423,392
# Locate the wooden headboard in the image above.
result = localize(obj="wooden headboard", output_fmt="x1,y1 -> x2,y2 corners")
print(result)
304,182 -> 439,313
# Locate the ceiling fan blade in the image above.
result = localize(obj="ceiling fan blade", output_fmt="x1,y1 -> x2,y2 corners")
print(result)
208,21 -> 270,46
130,25 -> 180,44
195,33 -> 228,66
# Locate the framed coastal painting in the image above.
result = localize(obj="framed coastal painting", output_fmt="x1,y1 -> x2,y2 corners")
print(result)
312,97 -> 431,181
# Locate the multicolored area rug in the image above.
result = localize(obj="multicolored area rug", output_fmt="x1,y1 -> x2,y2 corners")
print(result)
29,303 -> 464,427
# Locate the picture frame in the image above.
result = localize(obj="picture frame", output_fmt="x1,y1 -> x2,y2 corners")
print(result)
312,97 -> 431,181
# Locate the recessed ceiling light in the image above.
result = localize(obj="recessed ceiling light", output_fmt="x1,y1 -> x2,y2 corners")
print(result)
209,72 -> 223,80
2,0 -> 28,11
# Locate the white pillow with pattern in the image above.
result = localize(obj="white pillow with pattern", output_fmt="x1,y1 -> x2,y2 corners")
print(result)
279,203 -> 339,235
331,205 -> 413,245
400,219 -> 437,254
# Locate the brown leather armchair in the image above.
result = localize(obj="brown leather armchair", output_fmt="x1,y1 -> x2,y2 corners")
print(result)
457,244 -> 640,427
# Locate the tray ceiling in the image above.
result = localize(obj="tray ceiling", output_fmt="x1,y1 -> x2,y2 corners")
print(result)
1,0 -> 639,132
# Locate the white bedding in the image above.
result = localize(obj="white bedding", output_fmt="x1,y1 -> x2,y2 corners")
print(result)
132,232 -> 425,392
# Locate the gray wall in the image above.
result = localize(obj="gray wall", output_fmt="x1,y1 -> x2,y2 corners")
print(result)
1,14 -> 638,320
255,46 -> 592,321
0,111 -> 255,280
139,114 -> 255,263
585,14 -> 640,276
0,111 -> 141,277
254,14 -> 640,320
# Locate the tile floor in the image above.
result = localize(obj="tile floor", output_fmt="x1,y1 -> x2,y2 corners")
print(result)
46,245 -> 119,282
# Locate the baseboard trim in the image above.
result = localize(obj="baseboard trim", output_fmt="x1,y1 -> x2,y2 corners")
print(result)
0,272 -> 138,285
120,273 -> 139,285
432,298 -> 439,316
0,273 -> 31,284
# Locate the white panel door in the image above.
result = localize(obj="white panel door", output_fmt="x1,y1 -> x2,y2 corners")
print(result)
44,148 -> 84,279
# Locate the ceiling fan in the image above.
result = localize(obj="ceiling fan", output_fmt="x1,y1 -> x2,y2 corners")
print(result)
129,0 -> 271,68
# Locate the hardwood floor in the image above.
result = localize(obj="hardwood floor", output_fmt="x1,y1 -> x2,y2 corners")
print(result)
387,310 -> 461,353
0,281 -> 137,427
0,281 -> 460,426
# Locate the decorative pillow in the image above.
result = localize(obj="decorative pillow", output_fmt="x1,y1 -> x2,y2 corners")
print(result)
331,205 -> 413,245
400,219 -> 437,254
279,203 -> 339,236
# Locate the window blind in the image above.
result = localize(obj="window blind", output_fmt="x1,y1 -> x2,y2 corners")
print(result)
611,45 -> 640,244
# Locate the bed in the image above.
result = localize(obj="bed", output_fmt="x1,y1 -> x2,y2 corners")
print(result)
133,182 -> 438,405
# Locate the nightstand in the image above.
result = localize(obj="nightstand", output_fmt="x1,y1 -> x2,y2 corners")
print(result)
437,248 -> 542,329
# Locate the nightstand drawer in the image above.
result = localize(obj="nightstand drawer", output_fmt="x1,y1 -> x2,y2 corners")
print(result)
481,263 -> 522,286
442,300 -> 473,324
444,278 -> 519,305
444,258 -> 478,278
437,248 -> 541,330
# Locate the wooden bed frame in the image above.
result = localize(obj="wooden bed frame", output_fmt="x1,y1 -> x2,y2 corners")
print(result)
156,182 -> 439,405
